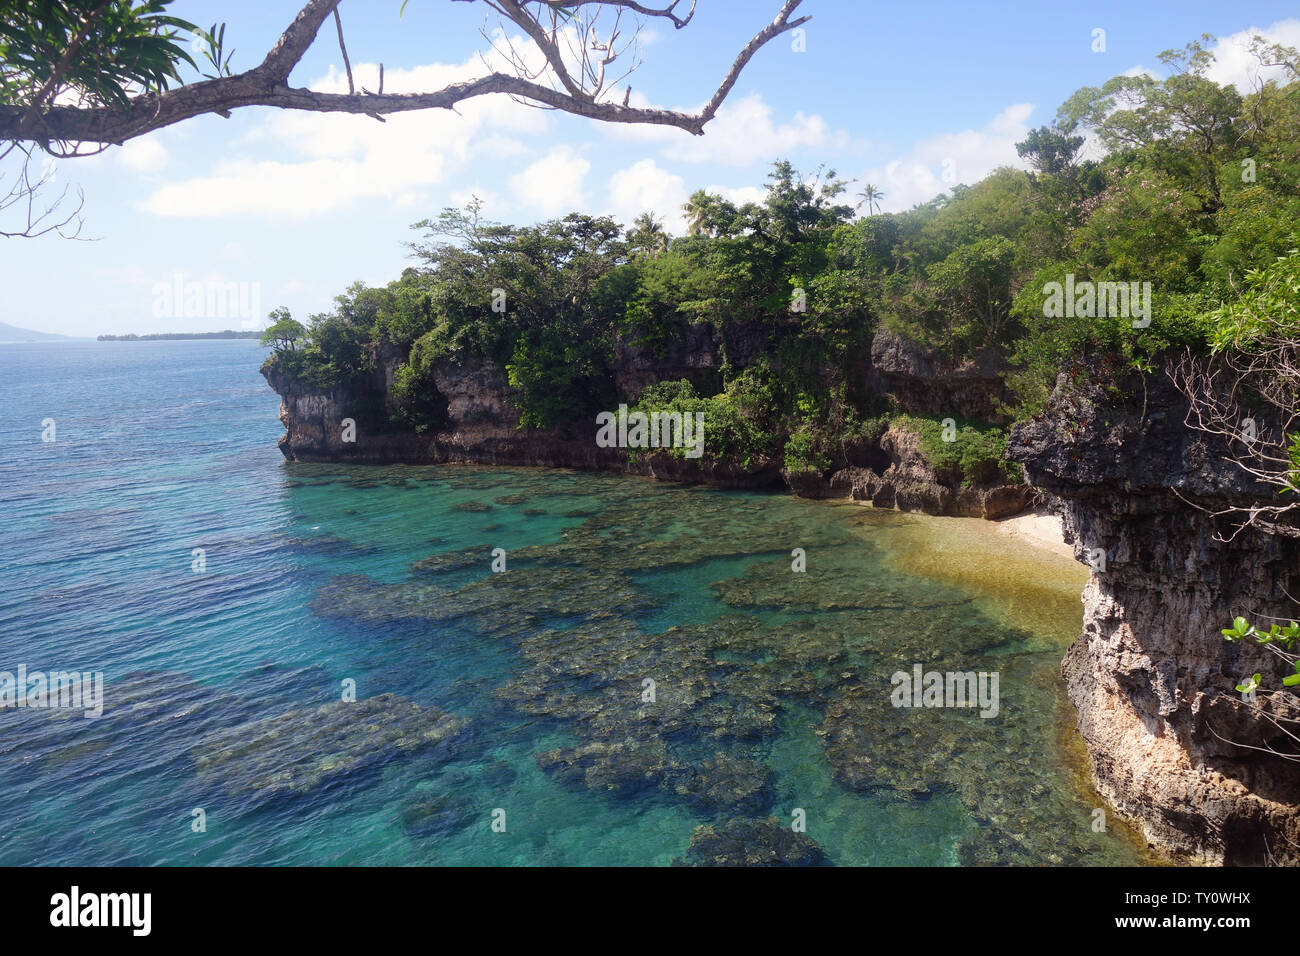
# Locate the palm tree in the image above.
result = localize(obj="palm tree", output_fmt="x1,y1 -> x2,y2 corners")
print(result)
682,189 -> 712,237
856,183 -> 885,215
630,211 -> 669,254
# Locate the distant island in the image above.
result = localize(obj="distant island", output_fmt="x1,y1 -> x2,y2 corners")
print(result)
0,321 -> 89,343
97,330 -> 263,341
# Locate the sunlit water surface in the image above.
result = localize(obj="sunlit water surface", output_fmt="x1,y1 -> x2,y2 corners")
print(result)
0,340 -> 1149,865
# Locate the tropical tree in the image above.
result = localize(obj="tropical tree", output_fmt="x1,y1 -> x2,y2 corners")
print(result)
1015,125 -> 1085,177
856,183 -> 884,215
681,190 -> 711,237
260,307 -> 306,352
1056,36 -> 1244,212
627,211 -> 669,256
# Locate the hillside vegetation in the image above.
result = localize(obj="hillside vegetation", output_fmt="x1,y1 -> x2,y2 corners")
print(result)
264,35 -> 1300,481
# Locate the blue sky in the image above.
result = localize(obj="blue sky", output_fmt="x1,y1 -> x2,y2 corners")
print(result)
4,0 -> 1300,337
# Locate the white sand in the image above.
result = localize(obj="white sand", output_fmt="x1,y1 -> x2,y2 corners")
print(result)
990,510 -> 1073,559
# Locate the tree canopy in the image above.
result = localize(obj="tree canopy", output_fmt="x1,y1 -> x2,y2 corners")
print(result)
262,31 -> 1300,484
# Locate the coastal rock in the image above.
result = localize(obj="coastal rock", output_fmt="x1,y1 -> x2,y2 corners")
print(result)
1009,370 -> 1300,864
870,328 -> 1008,421
824,426 -> 1032,519
613,321 -> 721,400
263,344 -> 1019,509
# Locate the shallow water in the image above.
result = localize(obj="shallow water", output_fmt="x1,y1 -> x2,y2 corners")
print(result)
0,340 -> 1148,865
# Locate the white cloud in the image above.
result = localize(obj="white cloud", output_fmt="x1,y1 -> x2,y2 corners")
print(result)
450,186 -> 501,212
141,154 -> 445,219
677,94 -> 852,166
118,137 -> 168,172
856,103 -> 1034,213
1205,20 -> 1300,91
1122,64 -> 1161,80
713,185 -> 767,207
1117,21 -> 1300,92
139,53 -> 548,220
606,91 -> 856,167
602,165 -> 782,235
509,145 -> 591,216
393,190 -> 430,210
606,159 -> 686,231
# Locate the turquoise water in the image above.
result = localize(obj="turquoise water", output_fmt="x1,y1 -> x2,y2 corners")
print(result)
0,340 -> 1146,865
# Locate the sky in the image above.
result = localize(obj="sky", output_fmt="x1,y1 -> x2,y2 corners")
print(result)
3,0 -> 1300,337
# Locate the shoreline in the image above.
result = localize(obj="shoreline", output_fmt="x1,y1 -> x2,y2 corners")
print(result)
839,498 -> 1167,864
989,509 -> 1073,560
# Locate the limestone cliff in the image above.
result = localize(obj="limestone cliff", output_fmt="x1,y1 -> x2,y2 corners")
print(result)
870,329 -> 1009,421
263,326 -> 1027,516
820,425 -> 1031,519
1009,370 -> 1300,864
263,351 -> 784,486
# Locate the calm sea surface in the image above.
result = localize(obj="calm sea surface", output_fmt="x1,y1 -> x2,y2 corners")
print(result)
0,340 -> 1147,865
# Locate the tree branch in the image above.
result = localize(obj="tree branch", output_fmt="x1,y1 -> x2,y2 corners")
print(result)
256,0 -> 342,82
2,0 -> 807,149
333,7 -> 355,95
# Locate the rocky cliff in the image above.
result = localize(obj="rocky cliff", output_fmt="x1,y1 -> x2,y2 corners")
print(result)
1009,369 -> 1300,864
870,331 -> 1009,421
263,350 -> 786,486
263,326 -> 1028,516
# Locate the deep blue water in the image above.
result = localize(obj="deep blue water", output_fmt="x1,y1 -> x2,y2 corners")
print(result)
0,340 -> 1146,865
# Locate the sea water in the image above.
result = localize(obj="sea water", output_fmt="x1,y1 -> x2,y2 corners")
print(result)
0,340 -> 1149,865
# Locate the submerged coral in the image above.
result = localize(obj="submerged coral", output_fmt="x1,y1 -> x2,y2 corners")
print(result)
673,816 -> 827,866
301,469 -> 1144,864
193,694 -> 467,799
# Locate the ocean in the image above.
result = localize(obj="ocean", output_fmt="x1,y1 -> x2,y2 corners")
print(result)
0,339 -> 1147,865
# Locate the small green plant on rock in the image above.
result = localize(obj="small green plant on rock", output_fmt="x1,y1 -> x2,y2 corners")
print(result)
1221,616 -> 1300,691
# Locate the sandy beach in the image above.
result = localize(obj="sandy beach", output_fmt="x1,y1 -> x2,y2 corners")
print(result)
990,510 -> 1074,560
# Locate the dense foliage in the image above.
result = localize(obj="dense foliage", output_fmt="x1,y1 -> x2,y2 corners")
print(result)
265,35 -> 1300,478
1,1 -> 191,110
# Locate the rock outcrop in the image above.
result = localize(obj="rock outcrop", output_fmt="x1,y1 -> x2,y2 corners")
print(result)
870,328 -> 1009,421
263,332 -> 1027,518
820,425 -> 1033,519
1009,370 -> 1300,864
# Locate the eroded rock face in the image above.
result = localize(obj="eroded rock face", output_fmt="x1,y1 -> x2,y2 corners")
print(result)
870,329 -> 1008,421
613,321 -> 721,400
823,427 -> 1033,519
263,335 -> 1026,515
1009,371 -> 1300,864
264,355 -> 624,470
263,354 -> 787,485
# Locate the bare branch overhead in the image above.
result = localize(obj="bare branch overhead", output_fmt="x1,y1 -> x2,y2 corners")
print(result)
0,0 -> 808,150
